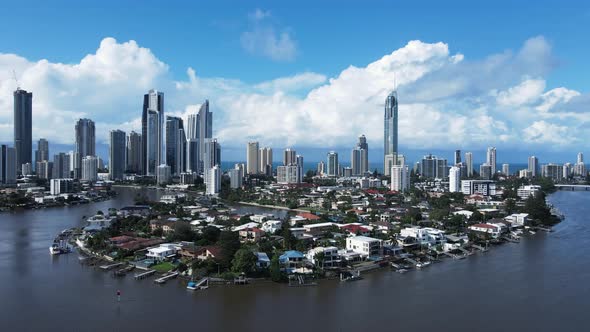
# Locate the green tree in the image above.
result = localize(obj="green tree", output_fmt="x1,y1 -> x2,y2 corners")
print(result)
231,249 -> 258,275
218,231 -> 241,269
270,255 -> 282,282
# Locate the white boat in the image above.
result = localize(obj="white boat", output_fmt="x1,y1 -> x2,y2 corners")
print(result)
416,261 -> 431,269
49,244 -> 62,255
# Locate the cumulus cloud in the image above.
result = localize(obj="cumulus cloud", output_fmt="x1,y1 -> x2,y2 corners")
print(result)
240,9 -> 297,61
0,35 -> 588,157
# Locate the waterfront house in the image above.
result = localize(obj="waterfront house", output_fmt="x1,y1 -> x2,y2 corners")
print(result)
399,227 -> 446,248
306,246 -> 341,268
346,236 -> 383,258
261,220 -> 283,234
83,214 -> 116,233
238,227 -> 265,243
279,250 -> 306,273
232,222 -> 260,232
468,223 -> 505,239
196,246 -> 223,262
505,213 -> 529,227
255,252 -> 271,269
146,244 -> 179,261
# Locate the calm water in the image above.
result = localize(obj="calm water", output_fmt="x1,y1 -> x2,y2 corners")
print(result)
0,188 -> 589,331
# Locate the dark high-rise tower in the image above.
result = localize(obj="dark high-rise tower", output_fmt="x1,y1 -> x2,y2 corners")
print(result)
35,138 -> 49,169
384,89 -> 398,176
14,89 -> 33,173
126,131 -> 142,174
74,118 -> 95,179
109,130 -> 126,181
141,89 -> 164,175
165,116 -> 186,175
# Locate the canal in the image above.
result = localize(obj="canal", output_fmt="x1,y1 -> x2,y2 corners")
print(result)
0,187 -> 588,331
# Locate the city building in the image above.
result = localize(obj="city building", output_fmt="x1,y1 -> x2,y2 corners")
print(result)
35,138 -> 49,171
52,153 -> 71,179
502,164 -> 510,176
180,172 -> 195,185
50,178 -> 74,195
317,161 -> 325,176
206,165 -> 221,195
126,131 -> 142,174
283,148 -> 296,166
81,155 -> 98,182
390,164 -> 409,192
142,89 -> 164,176
109,130 -> 126,181
479,163 -> 492,180
21,163 -> 32,176
454,150 -> 461,165
449,166 -> 461,192
36,160 -> 52,180
14,88 -> 33,173
74,118 -> 96,179
156,164 -> 171,185
327,151 -> 339,177
165,116 -> 185,175
528,156 -> 539,177
277,165 -> 300,184
203,138 -> 221,183
517,185 -> 541,200
465,152 -> 473,177
357,135 -> 369,175
229,167 -> 243,189
351,147 -> 362,176
186,139 -> 199,174
0,145 -> 17,185
461,180 -> 497,196
486,147 -> 497,175
259,147 -> 273,176
247,141 -> 260,174
296,155 -> 304,182
563,163 -> 572,179
420,154 -> 447,179
542,164 -> 562,182
384,89 -> 398,176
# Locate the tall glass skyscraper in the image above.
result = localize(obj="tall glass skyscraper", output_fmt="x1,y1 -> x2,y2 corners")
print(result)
384,90 -> 398,176
126,131 -> 142,174
142,90 -> 164,176
165,116 -> 186,175
184,100 -> 212,175
74,118 -> 95,179
35,138 -> 49,170
109,130 -> 126,181
14,88 -> 33,173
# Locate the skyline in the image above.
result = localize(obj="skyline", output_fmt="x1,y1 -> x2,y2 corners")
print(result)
1,2 -> 590,163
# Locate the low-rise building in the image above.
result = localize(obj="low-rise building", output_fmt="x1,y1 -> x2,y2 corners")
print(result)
505,213 -> 529,226
305,246 -> 340,268
399,226 -> 446,247
468,223 -> 506,239
346,236 -> 382,258
517,185 -> 541,200
238,227 -> 265,243
146,243 -> 179,261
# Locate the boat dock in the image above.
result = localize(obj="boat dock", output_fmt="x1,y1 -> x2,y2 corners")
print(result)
154,272 -> 179,284
471,244 -> 489,252
502,236 -> 520,243
99,262 -> 123,270
187,277 -> 209,290
134,269 -> 156,280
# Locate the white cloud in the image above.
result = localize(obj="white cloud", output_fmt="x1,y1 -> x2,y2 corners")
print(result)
0,36 -> 588,158
241,9 -> 297,61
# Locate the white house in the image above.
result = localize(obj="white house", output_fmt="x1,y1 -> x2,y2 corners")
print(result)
468,223 -> 506,239
399,227 -> 446,247
306,246 -> 340,268
517,185 -> 541,200
346,236 -> 383,258
146,244 -> 179,261
232,222 -> 260,232
261,220 -> 283,234
505,213 -> 529,226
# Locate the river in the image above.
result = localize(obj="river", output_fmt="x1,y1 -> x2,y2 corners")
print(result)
0,188 -> 588,331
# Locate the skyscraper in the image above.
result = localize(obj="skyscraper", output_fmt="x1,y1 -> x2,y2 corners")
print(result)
577,152 -> 584,164
141,89 -> 164,176
52,152 -> 71,179
528,156 -> 539,177
203,139 -> 221,171
0,145 -> 17,184
296,155 -> 304,183
384,89 -> 398,174
357,135 -> 369,175
502,163 -> 510,176
259,147 -> 273,176
35,138 -> 49,170
465,152 -> 473,177
206,165 -> 221,195
283,148 -> 297,166
74,118 -> 95,179
351,147 -> 362,176
486,147 -> 497,175
480,163 -> 492,180
449,166 -> 461,192
197,100 -> 212,173
81,155 -> 98,182
165,116 -> 186,175
390,164 -> 409,192
126,131 -> 142,174
109,130 -> 126,181
247,142 -> 260,174
327,151 -> 339,177
14,88 -> 33,172
454,150 -> 461,165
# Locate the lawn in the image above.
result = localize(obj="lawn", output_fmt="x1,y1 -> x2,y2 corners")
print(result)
151,261 -> 175,273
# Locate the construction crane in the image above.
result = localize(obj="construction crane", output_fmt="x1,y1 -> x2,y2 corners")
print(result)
12,69 -> 20,90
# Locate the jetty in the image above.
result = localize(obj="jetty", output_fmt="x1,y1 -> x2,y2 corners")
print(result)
99,262 -> 123,271
187,277 -> 209,290
471,244 -> 489,252
502,236 -> 520,243
134,269 -> 156,280
154,272 -> 179,284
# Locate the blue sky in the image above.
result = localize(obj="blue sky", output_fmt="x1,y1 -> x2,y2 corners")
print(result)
0,0 -> 589,163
